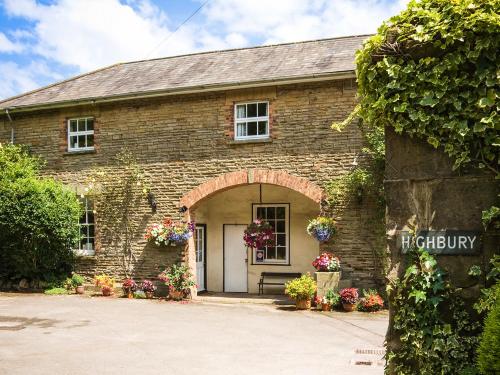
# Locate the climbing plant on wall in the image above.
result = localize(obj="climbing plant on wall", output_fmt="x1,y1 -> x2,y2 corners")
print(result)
86,150 -> 151,277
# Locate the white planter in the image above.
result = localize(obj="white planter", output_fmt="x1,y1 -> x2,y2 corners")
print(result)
315,271 -> 341,298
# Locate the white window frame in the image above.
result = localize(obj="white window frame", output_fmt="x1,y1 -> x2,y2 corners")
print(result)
67,117 -> 95,152
252,204 -> 289,264
75,197 -> 95,256
234,101 -> 269,140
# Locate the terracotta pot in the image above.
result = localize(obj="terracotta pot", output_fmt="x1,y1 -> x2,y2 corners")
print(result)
127,291 -> 134,299
169,290 -> 184,300
145,291 -> 154,299
75,286 -> 84,294
321,303 -> 331,311
342,302 -> 356,312
102,288 -> 112,296
295,298 -> 311,310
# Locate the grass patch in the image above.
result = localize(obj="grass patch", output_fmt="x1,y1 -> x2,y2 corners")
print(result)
44,287 -> 68,295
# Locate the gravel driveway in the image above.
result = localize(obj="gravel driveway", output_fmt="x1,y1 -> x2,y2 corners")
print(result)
0,293 -> 387,375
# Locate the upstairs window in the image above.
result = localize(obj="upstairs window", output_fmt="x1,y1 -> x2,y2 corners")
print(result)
68,117 -> 94,152
234,101 -> 269,140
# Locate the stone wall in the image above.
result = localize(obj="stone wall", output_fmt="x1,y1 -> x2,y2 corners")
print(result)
0,79 -> 382,287
384,127 -> 500,350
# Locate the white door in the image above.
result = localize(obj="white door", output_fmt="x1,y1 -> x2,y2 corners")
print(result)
224,225 -> 248,292
195,226 -> 205,291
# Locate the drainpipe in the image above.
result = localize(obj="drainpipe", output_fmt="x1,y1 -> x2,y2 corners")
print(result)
5,109 -> 14,144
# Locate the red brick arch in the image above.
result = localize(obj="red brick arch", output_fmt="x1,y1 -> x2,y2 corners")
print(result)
180,169 -> 324,209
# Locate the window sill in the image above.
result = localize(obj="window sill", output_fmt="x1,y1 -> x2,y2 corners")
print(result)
251,262 -> 290,266
64,149 -> 96,156
228,138 -> 273,145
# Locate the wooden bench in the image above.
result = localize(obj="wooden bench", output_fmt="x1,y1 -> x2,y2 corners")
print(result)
258,272 -> 302,295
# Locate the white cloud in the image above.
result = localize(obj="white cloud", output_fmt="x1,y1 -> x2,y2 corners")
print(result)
0,32 -> 24,53
0,61 -> 62,99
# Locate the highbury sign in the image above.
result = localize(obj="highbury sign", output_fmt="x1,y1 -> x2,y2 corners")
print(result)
399,230 -> 481,255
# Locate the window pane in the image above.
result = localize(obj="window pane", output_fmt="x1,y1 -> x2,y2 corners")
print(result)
86,119 -> 94,131
70,120 -> 77,132
277,247 -> 286,260
247,122 -> 257,136
247,103 -> 257,117
267,207 -> 276,219
268,220 -> 275,231
70,136 -> 78,149
88,225 -> 95,237
258,121 -> 267,135
276,220 -> 285,233
258,102 -> 267,116
277,234 -> 286,246
87,238 -> 95,250
78,135 -> 85,148
236,105 -> 246,119
266,246 -> 276,259
237,123 -> 246,137
256,207 -> 265,219
276,207 -> 285,219
87,211 -> 94,224
80,225 -> 88,237
86,134 -> 94,147
77,119 -> 86,132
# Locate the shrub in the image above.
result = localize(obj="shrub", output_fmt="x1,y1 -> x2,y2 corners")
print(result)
358,289 -> 384,312
284,274 -> 317,300
69,273 -> 85,287
94,274 -> 115,289
0,144 -> 81,283
477,288 -> 500,374
325,288 -> 340,307
141,280 -> 156,293
122,278 -> 137,292
158,264 -> 195,293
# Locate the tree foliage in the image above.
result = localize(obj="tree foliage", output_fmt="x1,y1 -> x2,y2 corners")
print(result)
356,0 -> 499,174
0,144 -> 81,282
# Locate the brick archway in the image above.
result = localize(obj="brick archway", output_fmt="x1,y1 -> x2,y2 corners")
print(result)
180,169 -> 323,209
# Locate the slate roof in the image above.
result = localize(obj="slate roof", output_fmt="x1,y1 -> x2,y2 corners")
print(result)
0,34 -> 369,111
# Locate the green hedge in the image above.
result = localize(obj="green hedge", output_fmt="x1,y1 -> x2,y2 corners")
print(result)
477,287 -> 500,374
0,144 -> 81,282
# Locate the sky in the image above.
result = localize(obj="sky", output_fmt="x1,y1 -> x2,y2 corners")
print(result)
0,0 -> 409,100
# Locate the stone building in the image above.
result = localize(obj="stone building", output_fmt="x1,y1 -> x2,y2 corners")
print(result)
0,35 -> 381,293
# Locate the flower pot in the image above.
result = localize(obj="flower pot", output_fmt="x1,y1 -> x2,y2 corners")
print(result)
145,291 -> 154,299
127,291 -> 134,299
75,286 -> 84,294
102,288 -> 112,296
169,290 -> 184,300
295,298 -> 311,310
321,303 -> 331,311
342,303 -> 356,312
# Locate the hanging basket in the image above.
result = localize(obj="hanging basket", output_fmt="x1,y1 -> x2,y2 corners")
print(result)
243,219 -> 274,249
306,216 -> 337,242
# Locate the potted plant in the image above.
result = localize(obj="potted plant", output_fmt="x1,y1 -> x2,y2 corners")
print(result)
315,296 -> 332,311
141,280 -> 156,299
312,252 -> 341,298
122,278 -> 137,298
243,219 -> 274,249
70,273 -> 85,294
285,274 -> 317,310
158,264 -> 195,300
145,219 -> 195,247
358,289 -> 384,312
94,274 -> 115,296
306,216 -> 337,242
325,288 -> 340,310
340,288 -> 359,312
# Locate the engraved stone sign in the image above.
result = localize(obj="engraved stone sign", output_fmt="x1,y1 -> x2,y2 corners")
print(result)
399,230 -> 481,255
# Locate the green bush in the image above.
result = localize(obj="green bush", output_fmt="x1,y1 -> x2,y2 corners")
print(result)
0,144 -> 81,283
477,288 -> 500,374
284,274 -> 317,300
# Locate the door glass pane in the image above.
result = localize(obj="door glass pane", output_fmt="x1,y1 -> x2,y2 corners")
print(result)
247,122 -> 257,136
258,102 -> 267,116
247,103 -> 257,117
236,105 -> 246,119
